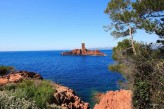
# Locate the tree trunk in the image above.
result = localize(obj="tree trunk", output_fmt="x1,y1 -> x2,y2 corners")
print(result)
128,25 -> 136,55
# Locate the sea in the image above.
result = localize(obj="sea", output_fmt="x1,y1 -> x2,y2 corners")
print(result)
0,50 -> 124,107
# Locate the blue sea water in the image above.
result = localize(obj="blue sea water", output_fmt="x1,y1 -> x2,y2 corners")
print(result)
0,50 -> 124,106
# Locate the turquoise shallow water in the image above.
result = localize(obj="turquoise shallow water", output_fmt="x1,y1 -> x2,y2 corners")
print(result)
0,50 -> 124,106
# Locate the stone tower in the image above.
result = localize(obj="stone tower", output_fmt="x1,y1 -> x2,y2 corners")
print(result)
82,43 -> 86,55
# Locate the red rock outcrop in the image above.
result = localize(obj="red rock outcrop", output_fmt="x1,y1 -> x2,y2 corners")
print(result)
94,90 -> 132,109
0,71 -> 43,85
53,84 -> 90,109
72,49 -> 82,55
62,43 -> 106,56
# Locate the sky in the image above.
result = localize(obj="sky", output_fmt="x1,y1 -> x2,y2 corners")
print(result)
0,0 -> 160,51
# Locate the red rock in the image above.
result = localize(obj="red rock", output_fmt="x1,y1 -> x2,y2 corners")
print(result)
94,90 -> 132,109
8,74 -> 22,82
53,84 -> 90,109
0,71 -> 43,85
0,78 -> 8,85
72,49 -> 81,55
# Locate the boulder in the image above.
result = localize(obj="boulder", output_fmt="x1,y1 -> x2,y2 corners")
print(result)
53,84 -> 90,109
94,90 -> 132,109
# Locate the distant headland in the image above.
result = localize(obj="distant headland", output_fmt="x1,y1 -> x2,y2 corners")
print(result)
61,43 -> 106,56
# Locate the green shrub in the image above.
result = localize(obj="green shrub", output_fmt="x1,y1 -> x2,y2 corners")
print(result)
109,64 -> 126,74
0,66 -> 14,76
0,91 -> 39,109
1,83 -> 17,91
112,39 -> 134,61
133,81 -> 151,109
2,79 -> 55,108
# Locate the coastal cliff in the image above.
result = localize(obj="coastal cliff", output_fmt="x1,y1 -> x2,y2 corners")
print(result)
62,43 -> 106,56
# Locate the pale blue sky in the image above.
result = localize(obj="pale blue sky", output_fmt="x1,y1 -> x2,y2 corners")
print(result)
0,0 -> 159,51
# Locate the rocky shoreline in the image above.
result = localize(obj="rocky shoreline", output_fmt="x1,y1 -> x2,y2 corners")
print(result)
0,71 -> 90,109
0,71 -> 132,109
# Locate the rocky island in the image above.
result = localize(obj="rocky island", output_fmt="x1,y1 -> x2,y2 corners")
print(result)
62,43 -> 106,56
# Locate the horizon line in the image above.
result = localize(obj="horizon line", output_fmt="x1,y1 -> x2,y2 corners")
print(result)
0,47 -> 113,52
